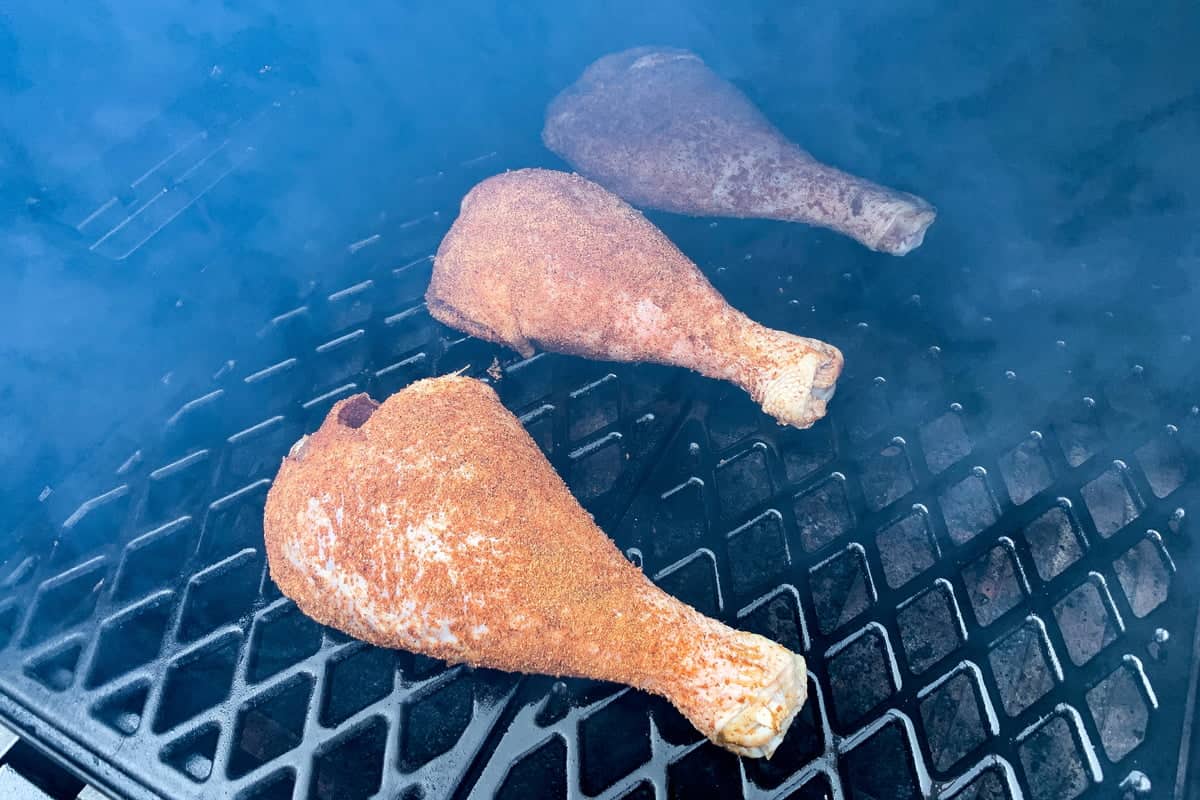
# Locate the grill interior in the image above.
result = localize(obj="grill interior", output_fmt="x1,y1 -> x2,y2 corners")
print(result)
3,12 -> 1200,800
3,142 -> 1198,799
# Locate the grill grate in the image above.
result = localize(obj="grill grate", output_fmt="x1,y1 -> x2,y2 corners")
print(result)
1,149 -> 1198,800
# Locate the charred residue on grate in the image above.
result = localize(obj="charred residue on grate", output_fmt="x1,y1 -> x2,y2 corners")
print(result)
793,472 -> 855,552
988,616 -> 1062,717
826,622 -> 900,732
897,579 -> 966,676
3,307 -> 1192,800
1085,656 -> 1157,763
917,663 -> 997,773
1080,460 -> 1143,538
809,542 -> 876,635
1021,500 -> 1087,582
961,539 -> 1028,628
946,764 -> 1017,799
714,442 -> 774,520
1112,531 -> 1174,618
1,143 -> 1198,800
938,467 -> 1000,546
998,432 -> 1055,506
1016,708 -> 1099,800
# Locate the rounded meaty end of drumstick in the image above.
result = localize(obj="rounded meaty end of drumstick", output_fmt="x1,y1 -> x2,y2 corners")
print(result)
868,194 -> 937,256
759,342 -> 843,429
713,652 -> 808,758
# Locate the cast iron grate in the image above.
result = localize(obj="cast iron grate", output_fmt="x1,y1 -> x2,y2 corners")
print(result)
1,140 -> 1199,800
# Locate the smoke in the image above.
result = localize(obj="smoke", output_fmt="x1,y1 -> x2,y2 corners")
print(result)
2,0 -> 1199,533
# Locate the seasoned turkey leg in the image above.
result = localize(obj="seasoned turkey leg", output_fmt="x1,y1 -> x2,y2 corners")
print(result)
264,378 -> 807,757
427,168 -> 842,430
543,47 -> 936,255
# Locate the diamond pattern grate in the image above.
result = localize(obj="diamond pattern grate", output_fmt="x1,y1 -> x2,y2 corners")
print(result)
1,137 -> 1199,800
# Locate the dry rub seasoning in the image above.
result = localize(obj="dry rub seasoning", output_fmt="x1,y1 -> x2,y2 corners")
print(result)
264,376 -> 806,756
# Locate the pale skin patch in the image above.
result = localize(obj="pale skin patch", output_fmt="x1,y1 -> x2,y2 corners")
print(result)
264,379 -> 810,757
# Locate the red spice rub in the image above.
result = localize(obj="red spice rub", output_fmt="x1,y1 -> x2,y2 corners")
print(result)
543,47 -> 936,255
264,376 -> 806,755
427,168 -> 842,430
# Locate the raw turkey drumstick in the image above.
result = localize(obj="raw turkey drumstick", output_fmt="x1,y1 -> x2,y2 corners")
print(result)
264,378 -> 807,757
427,168 -> 843,430
543,46 -> 936,255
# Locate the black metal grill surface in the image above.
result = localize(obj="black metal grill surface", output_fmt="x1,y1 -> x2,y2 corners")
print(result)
3,100 -> 1200,800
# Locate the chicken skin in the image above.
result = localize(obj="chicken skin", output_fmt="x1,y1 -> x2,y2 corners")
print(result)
426,168 -> 842,430
543,47 -> 936,256
264,377 -> 807,757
